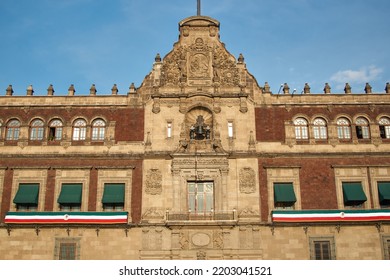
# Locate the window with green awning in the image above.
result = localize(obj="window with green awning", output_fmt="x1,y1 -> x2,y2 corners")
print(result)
342,182 -> 367,206
57,183 -> 82,205
102,183 -> 125,211
274,183 -> 297,208
378,182 -> 390,206
13,183 -> 39,205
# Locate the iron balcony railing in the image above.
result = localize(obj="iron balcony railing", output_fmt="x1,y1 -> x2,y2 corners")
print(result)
165,210 -> 237,221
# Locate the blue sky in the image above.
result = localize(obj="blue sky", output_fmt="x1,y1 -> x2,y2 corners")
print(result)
0,0 -> 389,96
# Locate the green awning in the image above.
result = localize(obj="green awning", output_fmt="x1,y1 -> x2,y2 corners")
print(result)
13,183 -> 39,204
274,183 -> 297,203
378,182 -> 390,204
102,183 -> 125,204
342,182 -> 367,206
57,184 -> 82,204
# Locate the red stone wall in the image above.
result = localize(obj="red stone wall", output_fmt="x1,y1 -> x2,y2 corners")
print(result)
0,158 -> 143,223
255,105 -> 390,142
258,156 -> 390,221
0,107 -> 144,142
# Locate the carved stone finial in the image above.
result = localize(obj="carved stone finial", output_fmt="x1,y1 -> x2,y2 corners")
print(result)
283,83 -> 290,94
47,84 -> 54,96
385,82 -> 390,94
155,53 -> 161,62
6,85 -> 13,96
248,131 -> 256,151
303,83 -> 310,94
128,83 -> 137,94
89,84 -> 97,96
344,83 -> 351,94
238,53 -> 244,64
111,84 -> 118,95
263,82 -> 271,93
26,85 -> 34,96
68,84 -> 75,96
324,83 -> 331,94
145,131 -> 152,147
364,82 -> 372,94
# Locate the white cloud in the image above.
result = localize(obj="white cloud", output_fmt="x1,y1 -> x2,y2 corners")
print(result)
330,66 -> 383,83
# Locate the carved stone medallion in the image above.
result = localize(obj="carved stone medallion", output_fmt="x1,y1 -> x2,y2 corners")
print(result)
239,167 -> 256,194
145,169 -> 162,195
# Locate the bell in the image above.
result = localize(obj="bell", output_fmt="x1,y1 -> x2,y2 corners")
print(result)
197,125 -> 203,135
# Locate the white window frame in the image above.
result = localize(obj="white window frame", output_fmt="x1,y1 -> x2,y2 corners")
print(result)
72,119 -> 87,141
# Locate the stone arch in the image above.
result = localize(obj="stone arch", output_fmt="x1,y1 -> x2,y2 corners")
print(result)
184,106 -> 214,140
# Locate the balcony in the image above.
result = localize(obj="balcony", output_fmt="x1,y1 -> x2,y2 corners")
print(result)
165,210 -> 237,225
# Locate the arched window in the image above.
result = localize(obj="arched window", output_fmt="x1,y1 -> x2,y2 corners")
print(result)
6,119 -> 21,140
313,118 -> 327,140
337,118 -> 351,139
72,119 -> 86,141
91,119 -> 106,141
379,117 -> 390,139
356,117 -> 370,139
49,119 -> 63,141
294,118 -> 309,140
30,119 -> 44,140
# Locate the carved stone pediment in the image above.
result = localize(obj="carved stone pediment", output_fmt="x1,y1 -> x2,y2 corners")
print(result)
159,17 -> 240,90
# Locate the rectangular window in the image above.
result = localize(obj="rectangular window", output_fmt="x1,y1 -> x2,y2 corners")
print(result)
59,243 -> 76,260
49,127 -> 62,141
167,122 -> 172,138
314,126 -> 327,139
188,181 -> 214,215
73,127 -> 86,141
13,183 -> 39,211
310,237 -> 335,260
356,126 -> 370,139
102,183 -> 125,211
380,126 -> 390,139
273,183 -> 297,209
342,182 -> 367,207
378,182 -> 390,208
57,183 -> 82,211
337,126 -> 351,139
55,238 -> 80,260
7,127 -> 20,140
228,121 -> 233,138
382,236 -> 390,260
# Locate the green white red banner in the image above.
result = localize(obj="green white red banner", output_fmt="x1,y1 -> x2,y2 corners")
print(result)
272,209 -> 390,222
4,211 -> 128,224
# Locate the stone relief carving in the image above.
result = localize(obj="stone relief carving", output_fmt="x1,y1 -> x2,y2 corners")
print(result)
160,38 -> 240,87
212,47 -> 240,86
142,226 -> 163,250
238,208 -> 260,218
145,169 -> 162,195
197,251 -> 206,260
239,167 -> 256,194
213,231 -> 223,249
191,232 -> 210,247
179,232 -> 189,250
152,97 -> 160,114
142,208 -> 165,220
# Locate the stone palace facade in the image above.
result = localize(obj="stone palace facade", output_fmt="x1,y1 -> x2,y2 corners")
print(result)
0,14 -> 390,260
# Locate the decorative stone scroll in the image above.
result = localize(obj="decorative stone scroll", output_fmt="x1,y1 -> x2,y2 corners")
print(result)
239,167 -> 256,194
145,169 -> 162,195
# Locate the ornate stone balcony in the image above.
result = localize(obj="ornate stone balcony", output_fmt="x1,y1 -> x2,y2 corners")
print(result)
166,210 -> 237,222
